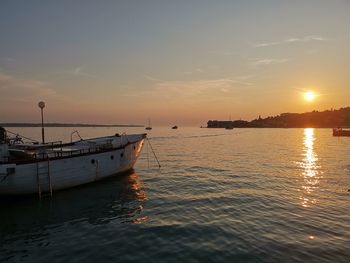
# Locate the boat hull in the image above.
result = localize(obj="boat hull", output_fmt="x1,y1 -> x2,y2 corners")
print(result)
0,135 -> 145,195
333,129 -> 350,137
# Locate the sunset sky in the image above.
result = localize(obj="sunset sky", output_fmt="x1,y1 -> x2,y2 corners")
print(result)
1,0 -> 349,126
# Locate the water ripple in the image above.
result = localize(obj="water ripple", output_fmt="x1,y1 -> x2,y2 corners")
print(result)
1,128 -> 350,262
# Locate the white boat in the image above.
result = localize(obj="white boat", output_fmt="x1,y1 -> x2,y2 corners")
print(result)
0,127 -> 146,197
332,128 -> 350,137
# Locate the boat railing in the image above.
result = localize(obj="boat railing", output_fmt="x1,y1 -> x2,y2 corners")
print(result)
5,136 -> 132,163
70,130 -> 83,142
31,140 -> 116,160
13,140 -> 64,150
45,141 -> 64,148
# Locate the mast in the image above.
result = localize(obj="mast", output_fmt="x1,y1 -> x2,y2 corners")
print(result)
38,101 -> 45,144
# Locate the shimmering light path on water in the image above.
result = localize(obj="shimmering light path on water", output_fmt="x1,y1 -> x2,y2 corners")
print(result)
1,127 -> 350,262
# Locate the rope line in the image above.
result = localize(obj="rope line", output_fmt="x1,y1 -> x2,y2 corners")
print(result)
5,129 -> 39,143
146,137 -> 161,168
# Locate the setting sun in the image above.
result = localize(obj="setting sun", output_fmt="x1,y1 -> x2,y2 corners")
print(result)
304,91 -> 316,102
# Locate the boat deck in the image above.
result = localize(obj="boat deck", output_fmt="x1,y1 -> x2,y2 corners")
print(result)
2,134 -> 146,164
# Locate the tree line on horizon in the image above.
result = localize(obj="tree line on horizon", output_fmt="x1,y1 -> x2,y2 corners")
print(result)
207,107 -> 350,128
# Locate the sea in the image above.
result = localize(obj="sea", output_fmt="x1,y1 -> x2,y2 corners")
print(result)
0,127 -> 349,263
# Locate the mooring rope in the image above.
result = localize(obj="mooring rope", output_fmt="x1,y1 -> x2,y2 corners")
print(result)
146,139 -> 150,168
5,129 -> 39,143
146,137 -> 161,168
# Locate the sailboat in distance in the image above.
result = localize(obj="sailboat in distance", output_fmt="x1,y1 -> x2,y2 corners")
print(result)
145,118 -> 152,130
225,114 -> 234,130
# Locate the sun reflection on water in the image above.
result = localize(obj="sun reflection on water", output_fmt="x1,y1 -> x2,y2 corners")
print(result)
298,128 -> 321,207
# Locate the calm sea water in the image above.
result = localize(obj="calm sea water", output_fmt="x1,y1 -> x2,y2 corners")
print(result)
1,127 -> 350,262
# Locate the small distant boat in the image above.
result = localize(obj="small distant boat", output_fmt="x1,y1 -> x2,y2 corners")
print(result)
333,128 -> 350,137
145,118 -> 152,130
172,126 -> 178,129
225,114 -> 234,129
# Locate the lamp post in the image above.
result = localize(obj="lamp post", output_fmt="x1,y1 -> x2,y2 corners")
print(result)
38,101 -> 45,144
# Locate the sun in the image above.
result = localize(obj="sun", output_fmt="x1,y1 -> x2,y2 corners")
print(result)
304,91 -> 316,102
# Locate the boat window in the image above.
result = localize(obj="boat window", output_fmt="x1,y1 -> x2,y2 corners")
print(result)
91,159 -> 95,164
120,153 -> 124,158
110,155 -> 114,160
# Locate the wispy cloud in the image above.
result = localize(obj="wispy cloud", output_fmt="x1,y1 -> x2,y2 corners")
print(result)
144,75 -> 161,81
151,77 -> 255,101
0,71 -> 103,121
54,66 -> 97,78
251,35 -> 327,48
121,75 -> 255,100
183,68 -> 204,75
71,66 -> 96,78
251,58 -> 289,67
0,72 -> 55,100
0,72 -> 69,104
153,79 -> 233,101
120,78 -> 243,100
251,41 -> 280,48
2,57 -> 15,62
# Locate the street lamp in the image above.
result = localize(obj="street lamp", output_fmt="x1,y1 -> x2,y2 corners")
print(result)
38,101 -> 45,144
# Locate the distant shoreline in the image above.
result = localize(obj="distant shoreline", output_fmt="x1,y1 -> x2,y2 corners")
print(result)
0,123 -> 144,128
207,107 -> 350,128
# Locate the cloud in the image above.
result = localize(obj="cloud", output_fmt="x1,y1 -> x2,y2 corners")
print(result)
0,72 -> 70,104
251,58 -> 289,67
73,67 -> 83,75
150,77 -> 255,101
119,77 -> 253,102
0,72 -> 55,100
71,66 -> 96,78
183,68 -> 204,75
144,75 -> 161,81
251,35 -> 327,48
54,66 -> 97,78
251,41 -> 280,48
303,35 -> 327,41
0,71 -> 85,121
157,78 -> 234,91
1,57 -> 15,62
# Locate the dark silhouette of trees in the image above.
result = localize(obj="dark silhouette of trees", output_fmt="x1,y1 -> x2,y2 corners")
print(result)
207,107 -> 350,128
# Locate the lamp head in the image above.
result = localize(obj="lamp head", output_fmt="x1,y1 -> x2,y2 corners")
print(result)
38,101 -> 45,109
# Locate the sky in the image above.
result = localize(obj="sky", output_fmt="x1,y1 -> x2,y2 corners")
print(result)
0,0 -> 349,126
